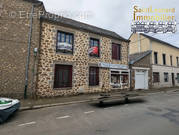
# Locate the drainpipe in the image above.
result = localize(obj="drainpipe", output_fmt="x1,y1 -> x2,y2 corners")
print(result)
24,5 -> 34,99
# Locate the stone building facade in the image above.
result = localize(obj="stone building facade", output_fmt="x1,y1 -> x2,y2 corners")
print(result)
0,0 -> 45,98
36,17 -> 130,97
0,0 -> 130,98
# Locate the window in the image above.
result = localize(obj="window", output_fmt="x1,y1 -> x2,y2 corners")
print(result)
153,72 -> 160,83
154,52 -> 158,64
162,54 -> 166,65
170,55 -> 173,66
177,57 -> 179,67
177,73 -> 179,83
121,74 -> 129,84
112,43 -> 121,60
56,31 -> 74,53
110,70 -> 129,88
89,67 -> 99,86
164,72 -> 169,82
54,65 -> 72,88
111,71 -> 121,84
89,38 -> 100,57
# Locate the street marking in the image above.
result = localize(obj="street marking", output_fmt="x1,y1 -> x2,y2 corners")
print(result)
18,121 -> 36,127
56,115 -> 71,119
84,111 -> 95,114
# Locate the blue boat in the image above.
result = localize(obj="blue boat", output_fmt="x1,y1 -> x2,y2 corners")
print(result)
0,98 -> 20,123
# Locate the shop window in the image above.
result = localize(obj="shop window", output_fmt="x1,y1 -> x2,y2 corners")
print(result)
153,72 -> 160,83
122,74 -> 129,83
89,67 -> 99,86
164,72 -> 169,82
54,65 -> 72,88
112,43 -> 121,60
111,71 -> 121,85
89,38 -> 100,57
111,70 -> 129,88
154,52 -> 158,64
56,31 -> 74,53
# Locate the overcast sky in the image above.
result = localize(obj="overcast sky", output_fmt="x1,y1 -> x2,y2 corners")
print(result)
41,0 -> 179,48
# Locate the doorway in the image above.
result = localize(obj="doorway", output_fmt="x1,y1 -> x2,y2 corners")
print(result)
171,73 -> 175,86
135,70 -> 148,89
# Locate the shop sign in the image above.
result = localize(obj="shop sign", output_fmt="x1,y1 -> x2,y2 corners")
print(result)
98,62 -> 128,69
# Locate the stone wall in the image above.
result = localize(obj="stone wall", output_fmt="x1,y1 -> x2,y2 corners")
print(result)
0,0 -> 44,98
36,21 -> 129,97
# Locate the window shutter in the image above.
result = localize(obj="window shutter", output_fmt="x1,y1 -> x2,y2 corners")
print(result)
96,68 -> 99,85
112,44 -> 115,59
118,45 -> 121,60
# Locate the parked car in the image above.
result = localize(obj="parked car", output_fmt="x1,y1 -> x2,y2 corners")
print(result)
0,98 -> 20,123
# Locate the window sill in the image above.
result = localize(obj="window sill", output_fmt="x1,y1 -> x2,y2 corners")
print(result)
89,85 -> 99,87
89,56 -> 100,59
53,87 -> 72,90
112,59 -> 121,61
56,52 -> 73,56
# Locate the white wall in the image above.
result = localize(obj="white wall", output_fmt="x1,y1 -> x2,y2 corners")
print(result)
152,65 -> 179,88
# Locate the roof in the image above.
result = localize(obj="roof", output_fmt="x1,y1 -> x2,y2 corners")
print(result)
22,0 -> 129,42
129,50 -> 152,64
40,12 -> 129,42
140,33 -> 179,49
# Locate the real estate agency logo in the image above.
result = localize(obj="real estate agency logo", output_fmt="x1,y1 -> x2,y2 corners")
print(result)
131,6 -> 177,33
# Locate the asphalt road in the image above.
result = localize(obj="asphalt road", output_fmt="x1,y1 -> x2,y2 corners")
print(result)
0,90 -> 179,135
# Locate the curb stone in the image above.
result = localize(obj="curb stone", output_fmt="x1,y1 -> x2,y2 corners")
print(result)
19,89 -> 179,112
19,99 -> 96,112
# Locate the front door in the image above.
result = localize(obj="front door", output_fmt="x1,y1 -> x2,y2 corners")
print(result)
172,73 -> 175,86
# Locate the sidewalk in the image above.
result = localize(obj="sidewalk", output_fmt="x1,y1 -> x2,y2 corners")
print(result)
20,87 -> 179,111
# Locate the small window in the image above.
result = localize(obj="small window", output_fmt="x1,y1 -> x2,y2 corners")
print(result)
153,72 -> 160,83
170,55 -> 173,66
89,67 -> 99,86
164,72 -> 169,82
54,65 -> 72,88
112,43 -> 121,60
89,38 -> 100,57
56,31 -> 74,54
177,57 -> 179,67
154,52 -> 158,64
162,54 -> 166,65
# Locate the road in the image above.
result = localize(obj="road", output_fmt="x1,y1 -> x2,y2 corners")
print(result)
0,90 -> 179,135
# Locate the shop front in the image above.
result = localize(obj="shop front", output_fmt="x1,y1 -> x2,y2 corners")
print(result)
98,62 -> 130,90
